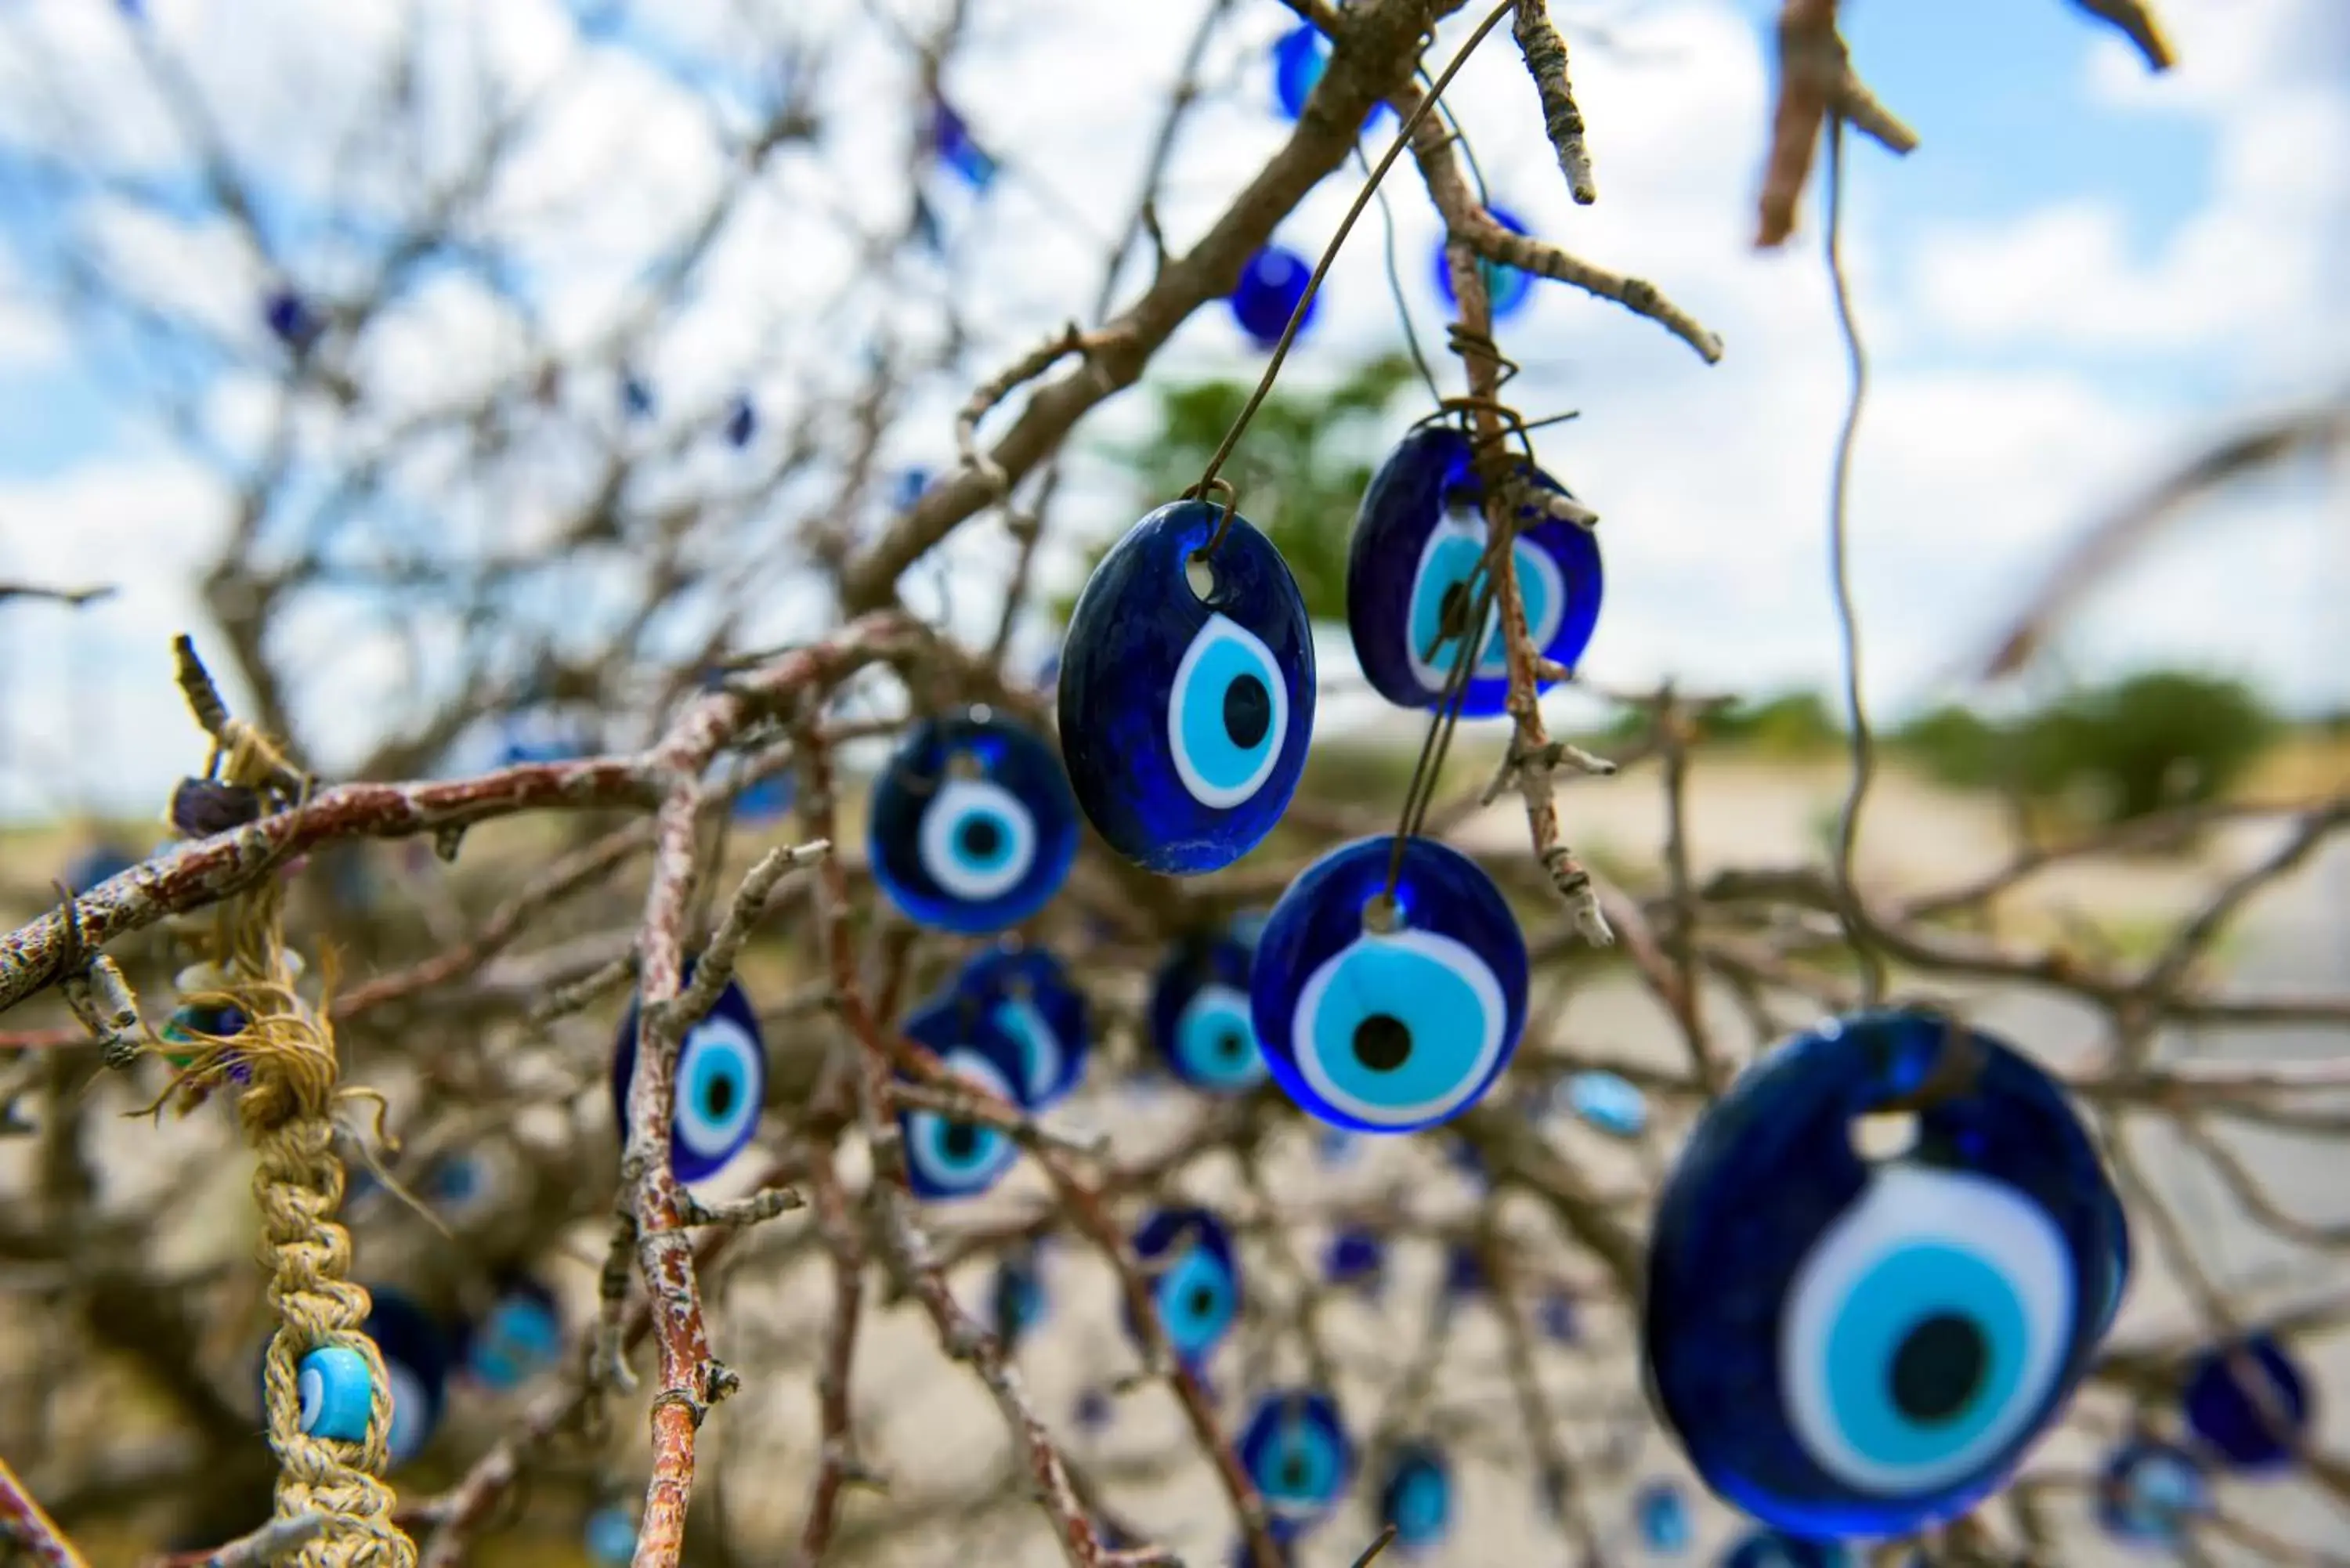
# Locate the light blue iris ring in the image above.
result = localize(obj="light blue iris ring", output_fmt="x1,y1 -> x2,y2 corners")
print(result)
1168,614 -> 1289,808
1289,929 -> 1505,1128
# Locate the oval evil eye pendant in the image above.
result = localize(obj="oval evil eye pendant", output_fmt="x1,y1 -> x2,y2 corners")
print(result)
869,706 -> 1078,934
1231,245 -> 1318,349
1642,1008 -> 2130,1539
2095,1437 -> 2209,1548
613,962 -> 767,1184
1347,425 -> 1600,717
1239,1389 -> 1355,1541
458,1276 -> 564,1392
1149,929 -> 1270,1093
1124,1207 -> 1241,1367
1434,204 -> 1535,319
363,1288 -> 450,1470
1632,1478 -> 1690,1553
1060,500 -> 1314,874
1250,835 -> 1528,1133
898,995 -> 1030,1201
1376,1442 -> 1452,1552
2182,1331 -> 2311,1470
1721,1530 -> 1850,1568
952,942 -> 1090,1107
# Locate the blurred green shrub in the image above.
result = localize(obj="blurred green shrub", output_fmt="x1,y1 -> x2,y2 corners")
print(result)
1896,670 -> 2280,825
1055,353 -> 1421,624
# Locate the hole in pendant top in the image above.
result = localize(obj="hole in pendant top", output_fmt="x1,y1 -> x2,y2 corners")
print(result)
1849,1109 -> 1921,1164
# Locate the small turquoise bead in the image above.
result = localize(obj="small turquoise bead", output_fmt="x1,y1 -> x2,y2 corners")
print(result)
297,1346 -> 374,1443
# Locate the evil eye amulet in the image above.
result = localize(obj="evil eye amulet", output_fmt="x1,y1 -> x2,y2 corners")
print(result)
952,943 -> 1090,1107
1347,425 -> 1600,717
295,1345 -> 375,1443
1058,500 -> 1314,875
2182,1331 -> 2311,1469
1721,1531 -> 1849,1568
869,707 -> 1077,934
1642,1008 -> 2130,1539
898,993 -> 1029,1201
363,1288 -> 450,1469
1376,1442 -> 1453,1551
1434,204 -> 1535,319
2095,1437 -> 2209,1547
1124,1207 -> 1241,1367
1239,1389 -> 1354,1540
1149,930 -> 1269,1093
613,962 -> 767,1183
458,1277 -> 563,1391
1249,835 -> 1527,1133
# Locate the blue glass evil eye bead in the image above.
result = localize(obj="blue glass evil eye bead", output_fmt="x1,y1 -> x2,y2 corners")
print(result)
459,1277 -> 563,1391
1633,1478 -> 1691,1553
869,706 -> 1077,934
953,942 -> 1090,1107
2182,1331 -> 2311,1470
1060,500 -> 1314,873
1250,835 -> 1528,1133
1643,1008 -> 2130,1540
1564,1069 -> 1647,1136
1347,425 -> 1600,717
363,1289 -> 450,1469
1149,930 -> 1269,1092
1434,204 -> 1535,319
1272,24 -> 1327,121
295,1345 -> 374,1443
1239,1390 -> 1354,1541
1231,245 -> 1318,350
1126,1208 -> 1241,1367
2095,1437 -> 2209,1548
585,1506 -> 638,1566
992,1247 -> 1047,1349
1721,1531 -> 1849,1568
1324,1228 -> 1383,1292
898,997 -> 1028,1201
614,962 -> 767,1183
1376,1443 -> 1452,1551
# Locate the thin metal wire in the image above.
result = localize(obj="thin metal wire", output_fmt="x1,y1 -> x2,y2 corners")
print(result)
1820,117 -> 1891,1007
1192,0 -> 1520,559
1361,141 -> 1445,409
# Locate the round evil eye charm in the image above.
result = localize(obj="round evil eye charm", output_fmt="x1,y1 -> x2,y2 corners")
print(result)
1231,245 -> 1318,349
614,961 -> 767,1184
1434,204 -> 1535,319
1721,1530 -> 1850,1568
1239,1389 -> 1354,1541
1376,1442 -> 1452,1552
2095,1437 -> 2210,1548
868,706 -> 1078,934
1347,425 -> 1600,718
2182,1331 -> 2311,1470
1250,835 -> 1528,1133
1124,1207 -> 1241,1367
1632,1478 -> 1690,1553
362,1288 -> 450,1470
1272,24 -> 1326,121
458,1277 -> 564,1391
898,996 -> 1029,1201
1059,500 -> 1314,875
1642,1008 -> 2131,1539
295,1345 -> 375,1444
1149,930 -> 1270,1093
952,942 -> 1090,1107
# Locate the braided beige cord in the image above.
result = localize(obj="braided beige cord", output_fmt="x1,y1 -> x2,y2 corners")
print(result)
185,721 -> 418,1568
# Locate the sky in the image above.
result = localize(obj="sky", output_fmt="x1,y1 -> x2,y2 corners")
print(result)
0,0 -> 2344,824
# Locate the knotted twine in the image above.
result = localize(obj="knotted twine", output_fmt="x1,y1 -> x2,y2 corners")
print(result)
162,718 -> 417,1568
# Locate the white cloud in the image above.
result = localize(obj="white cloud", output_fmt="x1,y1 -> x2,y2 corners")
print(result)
1915,0 -> 2350,381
